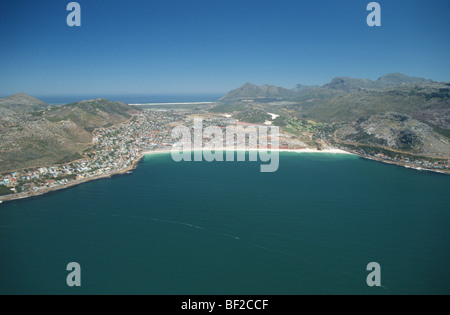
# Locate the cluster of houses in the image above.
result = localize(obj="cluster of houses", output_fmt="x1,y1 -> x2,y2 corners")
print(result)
371,153 -> 450,170
0,110 -> 195,196
3,109 -> 448,197
340,147 -> 450,171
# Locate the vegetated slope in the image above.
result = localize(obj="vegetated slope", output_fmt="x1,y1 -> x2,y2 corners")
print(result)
217,73 -> 431,103
336,113 -> 450,158
306,83 -> 450,128
215,74 -> 450,158
45,98 -> 139,132
322,73 -> 432,92
0,96 -> 140,173
234,108 -> 272,124
0,93 -> 50,112
218,83 -> 300,102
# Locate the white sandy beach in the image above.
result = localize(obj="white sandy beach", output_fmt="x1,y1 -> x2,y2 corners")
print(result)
142,148 -> 353,155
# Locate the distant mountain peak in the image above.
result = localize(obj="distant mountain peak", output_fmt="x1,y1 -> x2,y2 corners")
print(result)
293,83 -> 306,89
12,92 -> 32,98
0,93 -> 47,105
323,73 -> 433,92
218,73 -> 440,103
376,73 -> 432,84
379,72 -> 408,79
324,77 -> 374,92
219,83 -> 294,102
0,93 -> 48,112
377,73 -> 410,80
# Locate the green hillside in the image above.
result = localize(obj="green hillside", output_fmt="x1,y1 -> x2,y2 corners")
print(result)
0,96 -> 140,173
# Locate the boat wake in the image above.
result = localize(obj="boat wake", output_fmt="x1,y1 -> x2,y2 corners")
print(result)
82,211 -> 291,256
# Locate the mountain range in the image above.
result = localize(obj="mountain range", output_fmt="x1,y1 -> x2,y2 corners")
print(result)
218,83 -> 298,102
219,73 -> 435,102
216,73 -> 450,159
1,73 -> 449,173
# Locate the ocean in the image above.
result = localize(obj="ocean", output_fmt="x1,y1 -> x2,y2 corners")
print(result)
34,94 -> 223,106
0,153 -> 449,295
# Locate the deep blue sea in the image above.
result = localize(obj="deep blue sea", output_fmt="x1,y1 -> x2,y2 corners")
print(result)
1,153 -> 449,295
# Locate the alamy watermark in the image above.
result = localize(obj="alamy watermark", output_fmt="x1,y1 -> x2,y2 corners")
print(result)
367,2 -> 381,27
66,2 -> 381,28
170,119 -> 280,173
66,262 -> 81,287
66,2 -> 81,27
366,262 -> 382,287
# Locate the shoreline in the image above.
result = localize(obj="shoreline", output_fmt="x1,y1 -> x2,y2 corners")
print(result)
1,148 -> 447,204
0,158 -> 142,204
143,148 -> 448,175
348,150 -> 450,176
0,148 -> 350,204
142,148 -> 353,155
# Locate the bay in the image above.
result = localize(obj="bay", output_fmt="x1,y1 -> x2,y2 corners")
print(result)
0,153 -> 449,295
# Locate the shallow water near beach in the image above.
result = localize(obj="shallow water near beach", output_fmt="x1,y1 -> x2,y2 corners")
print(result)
1,153 -> 449,294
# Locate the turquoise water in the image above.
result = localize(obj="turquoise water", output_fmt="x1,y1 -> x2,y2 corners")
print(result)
1,153 -> 449,295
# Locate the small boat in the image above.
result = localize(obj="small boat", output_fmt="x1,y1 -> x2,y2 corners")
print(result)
0,201 -> 3,204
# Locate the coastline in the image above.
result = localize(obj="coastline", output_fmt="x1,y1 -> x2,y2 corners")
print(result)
1,147 -> 447,204
0,148 -> 350,204
140,148 -> 449,175
348,150 -> 450,176
0,156 -> 143,204
142,148 -> 353,155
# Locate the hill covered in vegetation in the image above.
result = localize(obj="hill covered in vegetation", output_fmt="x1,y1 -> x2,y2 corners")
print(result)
0,95 -> 140,173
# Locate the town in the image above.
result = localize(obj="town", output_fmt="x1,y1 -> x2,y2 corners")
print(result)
1,109 -> 449,202
0,110 -> 308,201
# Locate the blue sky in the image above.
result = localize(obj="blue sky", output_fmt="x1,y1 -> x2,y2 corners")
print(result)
0,0 -> 449,96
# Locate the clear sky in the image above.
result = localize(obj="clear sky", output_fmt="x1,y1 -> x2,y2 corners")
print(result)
0,0 -> 449,96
